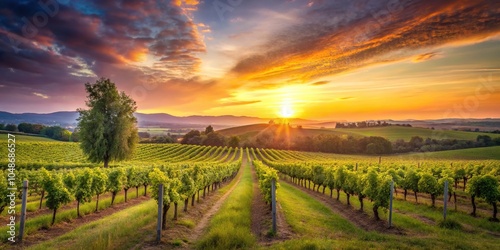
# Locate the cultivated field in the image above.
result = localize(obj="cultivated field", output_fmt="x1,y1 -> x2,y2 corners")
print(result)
1,138 -> 499,249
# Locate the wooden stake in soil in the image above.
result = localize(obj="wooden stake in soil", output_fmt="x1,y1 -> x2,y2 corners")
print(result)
157,184 -> 164,243
388,180 -> 394,228
19,180 -> 28,243
271,179 -> 277,233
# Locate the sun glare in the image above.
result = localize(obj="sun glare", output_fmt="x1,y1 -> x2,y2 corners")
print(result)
279,102 -> 294,118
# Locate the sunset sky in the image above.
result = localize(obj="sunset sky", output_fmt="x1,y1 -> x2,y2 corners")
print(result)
0,0 -> 499,121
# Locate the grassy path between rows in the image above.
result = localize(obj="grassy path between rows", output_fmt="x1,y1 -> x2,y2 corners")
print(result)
195,156 -> 256,250
28,199 -> 157,250
268,181 -> 500,249
26,164 -> 245,250
0,187 -> 149,244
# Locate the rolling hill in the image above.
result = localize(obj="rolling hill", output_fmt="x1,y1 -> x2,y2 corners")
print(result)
0,133 -> 57,142
395,146 -> 500,160
0,111 -> 314,127
218,124 -> 493,142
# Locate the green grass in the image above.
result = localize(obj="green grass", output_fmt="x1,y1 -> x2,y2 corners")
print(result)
218,124 -> 269,136
28,200 -> 157,250
0,187 -> 148,243
0,133 -> 56,142
196,161 -> 256,250
276,182 -> 361,238
218,124 -> 492,142
397,146 -> 500,160
177,219 -> 195,229
0,196 -> 44,217
26,171 -> 245,250
336,126 -> 491,141
268,180 -> 500,250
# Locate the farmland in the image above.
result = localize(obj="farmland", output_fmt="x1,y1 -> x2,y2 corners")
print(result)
218,124 -> 491,142
0,136 -> 499,249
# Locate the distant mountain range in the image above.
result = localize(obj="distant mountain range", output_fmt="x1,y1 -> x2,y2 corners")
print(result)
0,111 -> 498,130
0,111 -> 314,128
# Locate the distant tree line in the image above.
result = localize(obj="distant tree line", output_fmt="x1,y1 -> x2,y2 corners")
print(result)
451,128 -> 500,134
236,127 -> 500,155
138,132 -> 178,143
243,131 -> 393,154
0,122 -> 74,141
181,125 -> 240,148
393,135 -> 500,153
335,120 -> 412,128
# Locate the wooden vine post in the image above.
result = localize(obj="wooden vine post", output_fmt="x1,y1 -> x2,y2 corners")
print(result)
156,184 -> 164,243
271,179 -> 277,233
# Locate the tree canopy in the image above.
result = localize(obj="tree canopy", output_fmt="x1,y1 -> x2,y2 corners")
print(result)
77,78 -> 139,167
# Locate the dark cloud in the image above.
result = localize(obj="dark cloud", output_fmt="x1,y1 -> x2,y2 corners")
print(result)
0,0 -> 206,78
0,0 -> 208,112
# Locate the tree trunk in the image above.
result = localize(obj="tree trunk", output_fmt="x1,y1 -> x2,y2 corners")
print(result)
448,192 -> 452,202
330,188 -> 333,198
136,186 -> 139,198
95,194 -> 100,212
346,193 -> 350,205
431,194 -> 436,207
184,198 -> 188,212
322,186 -> 326,194
454,192 -> 457,211
104,158 -> 109,168
39,190 -> 45,209
373,205 -> 380,220
111,192 -> 117,205
404,189 -> 407,201
308,180 -> 311,189
174,202 -> 178,220
77,200 -> 80,217
313,184 -> 316,191
471,195 -> 476,217
144,185 -> 148,196
162,204 -> 170,230
51,208 -> 57,225
493,202 -> 498,221
454,180 -> 458,189
203,187 -> 206,198
192,194 -> 196,206
359,196 -> 364,211
414,191 -> 418,203
197,190 -> 200,202
463,178 -> 467,191
124,189 -> 128,202
336,189 -> 340,201
394,187 -> 397,197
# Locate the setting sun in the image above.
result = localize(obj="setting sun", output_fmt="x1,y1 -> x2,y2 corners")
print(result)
279,101 -> 295,118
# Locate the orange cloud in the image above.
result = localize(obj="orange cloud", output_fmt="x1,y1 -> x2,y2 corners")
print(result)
172,0 -> 200,7
412,52 -> 439,63
230,0 -> 500,82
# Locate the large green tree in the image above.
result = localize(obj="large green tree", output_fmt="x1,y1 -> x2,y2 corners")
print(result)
77,78 -> 139,168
